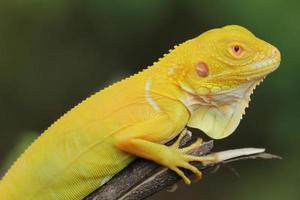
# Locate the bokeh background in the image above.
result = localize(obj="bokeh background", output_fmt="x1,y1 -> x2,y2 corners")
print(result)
0,1 -> 299,199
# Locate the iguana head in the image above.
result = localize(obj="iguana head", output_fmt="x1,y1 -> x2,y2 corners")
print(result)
165,25 -> 281,139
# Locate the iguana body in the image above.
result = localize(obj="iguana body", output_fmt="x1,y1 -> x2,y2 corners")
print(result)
0,25 -> 281,200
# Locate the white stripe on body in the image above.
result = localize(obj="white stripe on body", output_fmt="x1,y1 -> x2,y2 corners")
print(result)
145,79 -> 160,112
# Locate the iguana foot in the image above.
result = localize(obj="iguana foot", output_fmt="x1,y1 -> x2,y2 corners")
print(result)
165,130 -> 216,184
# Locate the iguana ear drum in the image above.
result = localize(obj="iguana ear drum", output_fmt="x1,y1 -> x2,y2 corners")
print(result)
195,62 -> 209,77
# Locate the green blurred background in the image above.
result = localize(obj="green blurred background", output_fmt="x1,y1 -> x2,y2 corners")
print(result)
0,0 -> 299,199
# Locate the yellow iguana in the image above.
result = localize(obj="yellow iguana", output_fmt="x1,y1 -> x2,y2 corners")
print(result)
0,25 -> 281,200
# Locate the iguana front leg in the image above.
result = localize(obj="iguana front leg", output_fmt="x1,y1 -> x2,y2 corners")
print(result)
114,112 -> 216,184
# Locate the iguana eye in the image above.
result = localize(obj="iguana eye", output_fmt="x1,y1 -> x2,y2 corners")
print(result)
231,45 -> 244,56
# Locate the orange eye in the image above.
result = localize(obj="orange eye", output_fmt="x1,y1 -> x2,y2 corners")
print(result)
231,45 -> 244,56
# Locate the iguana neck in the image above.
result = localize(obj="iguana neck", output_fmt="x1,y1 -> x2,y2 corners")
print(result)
178,79 -> 263,112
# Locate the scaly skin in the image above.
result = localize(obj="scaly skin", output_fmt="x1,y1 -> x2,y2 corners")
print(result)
0,25 -> 281,200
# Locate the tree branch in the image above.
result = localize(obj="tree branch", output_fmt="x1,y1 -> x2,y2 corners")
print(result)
84,130 -> 280,200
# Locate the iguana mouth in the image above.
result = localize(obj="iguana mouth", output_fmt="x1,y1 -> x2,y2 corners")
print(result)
243,47 -> 281,79
235,55 -> 280,81
251,57 -> 280,69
